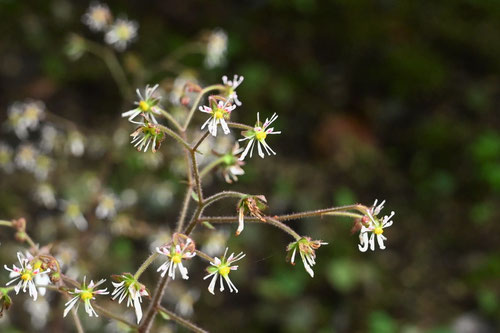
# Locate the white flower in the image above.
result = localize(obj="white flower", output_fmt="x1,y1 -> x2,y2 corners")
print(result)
7,100 -> 45,139
0,142 -> 14,173
82,2 -> 112,32
199,98 -> 236,137
203,248 -> 245,295
66,131 -> 85,157
239,113 -> 281,160
222,75 -> 244,106
129,119 -> 165,153
156,235 -> 196,280
122,84 -> 162,124
287,237 -> 327,278
64,276 -> 109,318
205,29 -> 227,68
40,125 -> 58,153
22,100 -> 45,131
111,273 -> 148,324
15,144 -> 38,172
105,18 -> 138,51
4,252 -> 50,301
95,192 -> 120,219
358,200 -> 395,252
34,183 -> 57,209
62,201 -> 88,230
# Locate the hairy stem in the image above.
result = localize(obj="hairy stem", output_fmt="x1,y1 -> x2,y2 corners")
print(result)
182,84 -> 225,131
203,191 -> 247,208
176,186 -> 193,232
156,124 -> 192,150
190,150 -> 203,204
138,275 -> 171,332
134,252 -> 160,280
192,130 -> 210,152
93,304 -> 138,328
158,108 -> 183,132
194,249 -> 214,262
158,306 -> 208,333
227,121 -> 254,131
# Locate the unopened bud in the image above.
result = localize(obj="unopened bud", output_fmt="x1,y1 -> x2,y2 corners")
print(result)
15,231 -> 27,242
50,272 -> 61,283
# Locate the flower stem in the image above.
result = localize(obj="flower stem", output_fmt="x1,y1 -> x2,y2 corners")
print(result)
68,297 -> 85,333
191,130 -> 210,152
134,253 -> 160,280
156,124 -> 192,151
158,108 -> 183,132
227,121 -> 253,131
203,191 -> 247,207
138,275 -> 171,333
190,150 -> 203,205
199,156 -> 226,179
0,220 -> 12,227
158,306 -> 208,333
94,303 -> 138,328
182,84 -> 225,131
176,186 -> 193,232
194,250 -> 214,263
265,217 -> 301,240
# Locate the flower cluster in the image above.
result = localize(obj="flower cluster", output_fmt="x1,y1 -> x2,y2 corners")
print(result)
7,100 -> 45,140
82,3 -> 138,51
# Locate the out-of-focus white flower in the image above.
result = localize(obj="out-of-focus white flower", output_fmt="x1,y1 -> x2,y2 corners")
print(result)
169,72 -> 199,106
33,155 -> 53,180
358,199 -> 395,252
201,230 -> 229,257
4,252 -> 50,301
156,234 -> 196,280
40,125 -> 59,153
122,84 -> 162,124
15,144 -> 38,172
7,100 -> 45,139
66,131 -> 85,157
203,248 -> 245,295
129,119 -> 165,153
212,143 -> 245,184
61,201 -> 88,230
105,18 -> 138,51
0,142 -> 14,173
111,273 -> 148,324
199,97 -> 236,137
25,298 -> 50,329
222,75 -> 244,106
175,289 -> 200,317
205,29 -> 227,68
82,2 -> 112,32
34,183 -> 57,209
239,113 -> 281,160
64,276 -> 109,318
96,192 -> 120,219
286,237 -> 327,278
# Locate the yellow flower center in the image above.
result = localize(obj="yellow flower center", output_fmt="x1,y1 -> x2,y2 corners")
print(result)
214,109 -> 224,119
117,25 -> 131,40
374,227 -> 383,235
21,272 -> 32,281
33,261 -> 42,270
218,265 -> 230,277
80,290 -> 93,301
171,254 -> 182,264
255,130 -> 267,141
139,100 -> 150,111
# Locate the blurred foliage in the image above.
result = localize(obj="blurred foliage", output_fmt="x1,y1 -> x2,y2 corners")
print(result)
1,0 -> 500,332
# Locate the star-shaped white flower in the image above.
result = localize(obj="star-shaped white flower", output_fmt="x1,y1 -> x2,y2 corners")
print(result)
203,248 -> 245,295
239,113 -> 281,160
156,236 -> 196,280
63,276 -> 109,318
358,199 -> 395,252
199,98 -> 236,137
4,252 -> 50,301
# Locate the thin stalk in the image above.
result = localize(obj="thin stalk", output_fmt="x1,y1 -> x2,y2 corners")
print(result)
265,217 -> 301,240
84,39 -> 131,99
203,191 -> 247,208
176,186 -> 193,232
156,124 -> 192,151
24,234 -> 38,250
158,108 -> 183,132
158,306 -> 208,333
227,121 -> 253,131
192,130 -> 210,152
183,206 -> 203,236
134,253 -> 160,280
138,275 -> 171,333
0,220 -> 12,227
182,84 -> 225,131
190,150 -> 203,204
194,250 -> 214,263
324,212 -> 364,219
94,304 -> 138,328
199,156 -> 225,179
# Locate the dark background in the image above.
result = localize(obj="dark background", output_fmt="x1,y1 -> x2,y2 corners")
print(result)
1,0 -> 499,332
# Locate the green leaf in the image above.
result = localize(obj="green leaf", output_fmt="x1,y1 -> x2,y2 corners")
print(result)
191,191 -> 199,202
159,310 -> 171,321
202,221 -> 215,229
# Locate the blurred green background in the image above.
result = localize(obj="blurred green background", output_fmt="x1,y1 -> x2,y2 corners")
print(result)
1,0 -> 500,332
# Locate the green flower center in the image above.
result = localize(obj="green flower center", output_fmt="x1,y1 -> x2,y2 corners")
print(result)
214,109 -> 224,119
